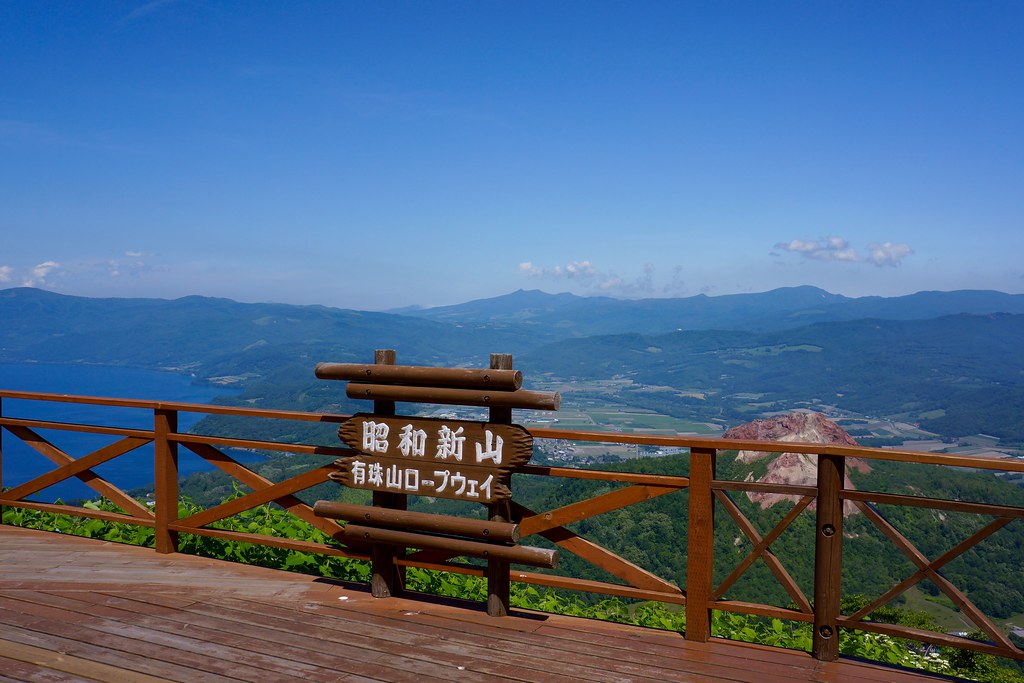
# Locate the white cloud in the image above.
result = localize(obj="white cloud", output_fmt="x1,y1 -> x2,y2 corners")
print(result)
866,241 -> 914,267
33,261 -> 60,277
519,259 -> 619,288
774,236 -> 912,267
520,260 -> 597,280
23,261 -> 61,287
107,252 -> 152,278
0,265 -> 11,282
518,260 -> 664,296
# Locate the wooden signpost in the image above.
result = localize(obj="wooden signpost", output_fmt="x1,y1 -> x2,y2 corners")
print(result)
330,415 -> 532,503
315,350 -> 561,617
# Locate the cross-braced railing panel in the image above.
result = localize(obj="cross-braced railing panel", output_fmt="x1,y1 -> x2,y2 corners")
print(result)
398,467 -> 690,603
0,423 -> 154,520
838,490 -> 1024,660
712,488 -> 815,613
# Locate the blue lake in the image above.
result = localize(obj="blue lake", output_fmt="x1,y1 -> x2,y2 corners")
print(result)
0,363 -> 264,503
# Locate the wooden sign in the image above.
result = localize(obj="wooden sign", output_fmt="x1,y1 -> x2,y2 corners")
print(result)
332,414 -> 533,503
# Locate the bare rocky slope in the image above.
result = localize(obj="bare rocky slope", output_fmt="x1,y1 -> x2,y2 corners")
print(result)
722,411 -> 869,515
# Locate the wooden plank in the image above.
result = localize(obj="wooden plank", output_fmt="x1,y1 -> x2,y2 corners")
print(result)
843,488 -> 1024,518
313,501 -> 520,543
155,594 -> 590,683
165,525 -> 369,561
525,425 -> 1024,475
0,500 -> 155,527
0,638 -> 175,683
211,595 -> 669,683
339,524 -> 558,568
394,553 -> 687,604
174,433 -> 349,457
0,390 -> 349,423
711,599 -> 815,623
485,358 -> 515,683
0,591 -> 374,683
843,618 -> 1024,660
316,362 -> 523,391
38,590 -> 462,683
346,383 -> 561,411
714,479 -> 817,497
0,655 -> 99,683
0,609 -> 241,682
0,416 -> 152,439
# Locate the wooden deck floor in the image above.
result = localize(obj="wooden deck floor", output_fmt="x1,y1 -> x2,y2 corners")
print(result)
0,525 -> 954,683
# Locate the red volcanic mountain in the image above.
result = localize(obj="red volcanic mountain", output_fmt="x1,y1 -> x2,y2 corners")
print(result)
722,412 -> 869,516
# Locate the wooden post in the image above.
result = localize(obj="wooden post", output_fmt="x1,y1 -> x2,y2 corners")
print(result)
685,447 -> 717,641
371,349 -> 403,598
813,453 -> 845,661
0,397 -> 5,519
154,408 -> 179,554
487,353 -> 514,616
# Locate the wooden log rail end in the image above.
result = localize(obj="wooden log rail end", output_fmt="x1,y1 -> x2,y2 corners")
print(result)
345,384 -> 560,411
315,363 -> 524,391
313,500 -> 521,544
314,500 -> 557,570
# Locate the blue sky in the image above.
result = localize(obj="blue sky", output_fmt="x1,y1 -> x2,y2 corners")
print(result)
2,1 -> 1022,310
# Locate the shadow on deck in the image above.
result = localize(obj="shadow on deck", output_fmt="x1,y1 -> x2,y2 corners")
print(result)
0,526 -> 954,683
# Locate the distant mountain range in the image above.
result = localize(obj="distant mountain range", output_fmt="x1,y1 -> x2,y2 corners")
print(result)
395,286 -> 1024,337
5,285 -> 1023,368
3,285 -> 1024,444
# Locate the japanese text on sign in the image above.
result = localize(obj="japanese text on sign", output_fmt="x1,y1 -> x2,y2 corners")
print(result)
359,419 -> 505,465
333,414 -> 534,503
348,458 -> 494,500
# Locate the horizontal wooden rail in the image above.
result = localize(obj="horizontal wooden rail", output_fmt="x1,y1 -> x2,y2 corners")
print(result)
316,362 -> 524,390
0,415 -> 153,439
0,499 -> 157,527
171,433 -> 353,457
340,524 -> 559,568
314,501 -> 521,543
528,425 -> 1024,473
0,390 -> 349,422
345,383 -> 561,411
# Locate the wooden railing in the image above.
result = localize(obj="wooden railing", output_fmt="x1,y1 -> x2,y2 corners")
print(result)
2,389 -> 1024,664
